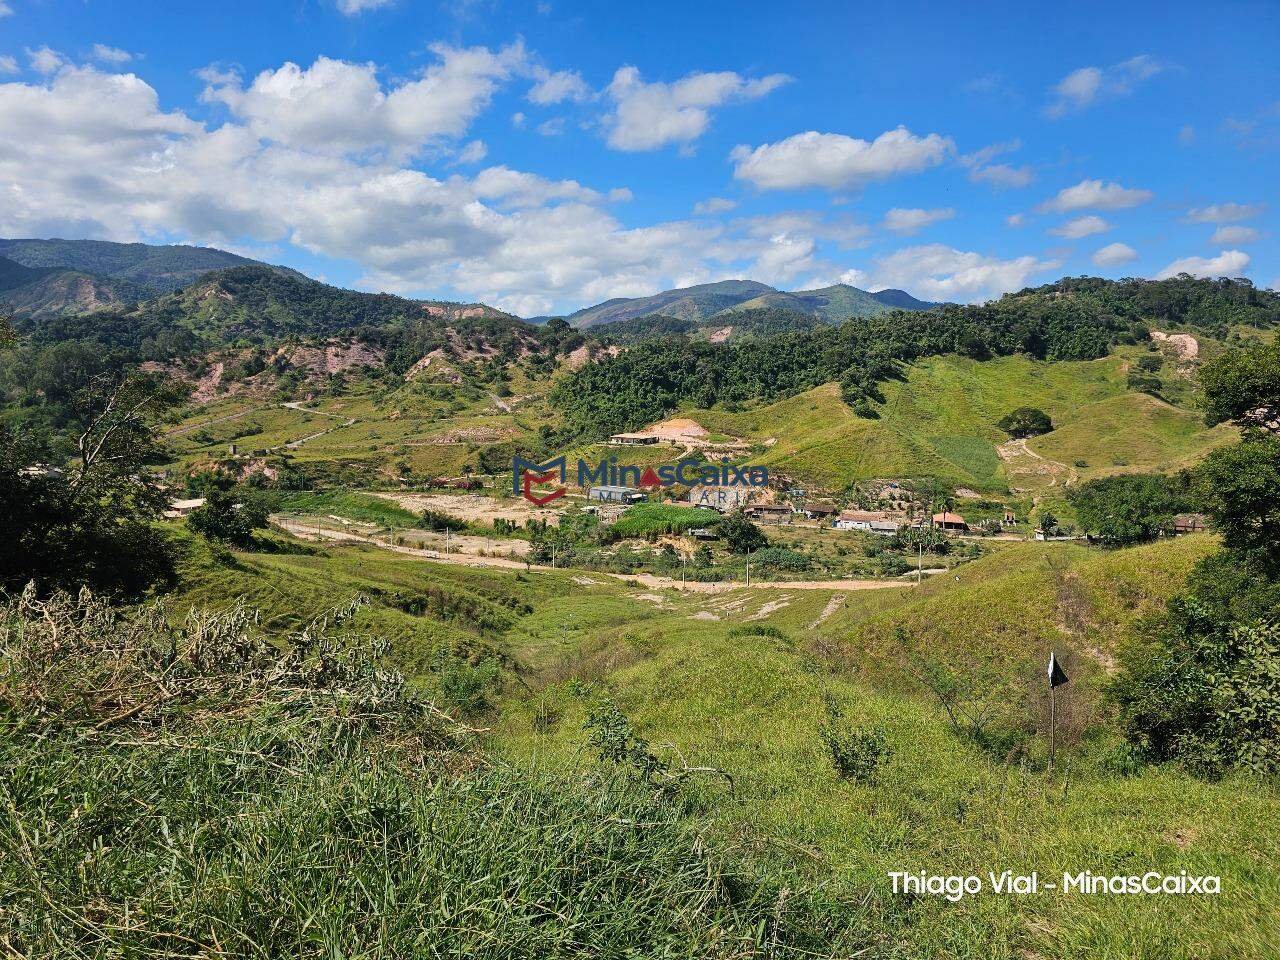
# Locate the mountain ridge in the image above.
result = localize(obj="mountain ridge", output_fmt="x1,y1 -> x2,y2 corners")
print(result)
562,278 -> 937,328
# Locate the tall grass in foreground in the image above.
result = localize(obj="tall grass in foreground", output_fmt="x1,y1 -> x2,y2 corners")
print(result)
0,586 -> 866,958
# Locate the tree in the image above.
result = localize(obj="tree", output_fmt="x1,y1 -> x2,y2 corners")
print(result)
1115,340 -> 1280,776
1067,473 -> 1189,546
187,489 -> 269,547
1194,433 -> 1280,570
716,510 -> 767,554
1117,602 -> 1280,777
997,407 -> 1054,438
1198,339 -> 1280,428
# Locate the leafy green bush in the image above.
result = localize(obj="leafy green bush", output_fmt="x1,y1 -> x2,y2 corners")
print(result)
187,489 -> 269,546
750,547 -> 813,572
997,406 -> 1054,438
818,701 -> 891,784
1116,601 -> 1280,777
1067,473 -> 1190,546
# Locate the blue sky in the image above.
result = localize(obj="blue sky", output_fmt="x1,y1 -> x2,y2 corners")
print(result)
1,0 -> 1277,315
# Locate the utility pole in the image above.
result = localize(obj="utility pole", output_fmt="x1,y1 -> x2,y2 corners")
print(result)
745,549 -> 751,588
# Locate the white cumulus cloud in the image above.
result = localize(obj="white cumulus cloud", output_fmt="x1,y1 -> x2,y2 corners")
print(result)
1092,242 -> 1138,267
693,197 -> 737,215
26,46 -> 66,75
528,67 -> 591,105
0,55 -> 18,75
1045,54 -> 1162,117
840,244 -> 1059,304
882,207 -> 954,235
91,44 -> 135,64
1155,250 -> 1250,280
959,139 -> 1034,189
1038,179 -> 1153,213
201,44 -> 525,158
603,66 -> 790,151
1186,202 -> 1263,223
336,0 -> 394,14
1050,215 -> 1110,239
0,60 -> 849,316
731,126 -> 952,191
1210,225 -> 1260,244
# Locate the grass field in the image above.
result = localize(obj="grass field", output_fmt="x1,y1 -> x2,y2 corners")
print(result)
163,350 -> 1232,502
147,526 -> 1280,958
687,353 -> 1234,492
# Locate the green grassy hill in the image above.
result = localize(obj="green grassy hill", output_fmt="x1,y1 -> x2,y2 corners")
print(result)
477,532 -> 1277,960
689,353 -> 1233,491
12,512 -> 1272,958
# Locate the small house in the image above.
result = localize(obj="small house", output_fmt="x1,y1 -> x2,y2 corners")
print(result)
931,511 -> 969,533
607,432 -> 659,446
745,503 -> 793,523
1169,513 -> 1208,536
164,497 -> 207,519
802,501 -> 837,520
834,510 -> 899,534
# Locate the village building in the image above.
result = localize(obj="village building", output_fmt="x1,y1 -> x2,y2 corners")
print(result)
607,432 -> 659,446
801,501 -> 838,520
1168,513 -> 1208,536
744,503 -> 793,523
164,497 -> 207,519
930,511 -> 969,533
589,485 -> 647,504
833,510 -> 901,534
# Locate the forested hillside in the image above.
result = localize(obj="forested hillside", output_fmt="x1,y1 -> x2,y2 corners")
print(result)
0,238 -> 265,294
562,278 -> 935,328
553,276 -> 1280,441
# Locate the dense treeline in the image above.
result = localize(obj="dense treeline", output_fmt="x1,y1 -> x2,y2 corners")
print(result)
1115,340 -> 1280,776
554,275 -> 1279,439
17,266 -> 548,371
598,307 -> 825,345
1020,275 -> 1280,335
553,292 -> 1146,438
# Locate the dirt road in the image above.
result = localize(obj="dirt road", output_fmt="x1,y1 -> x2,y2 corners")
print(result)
271,517 -> 909,593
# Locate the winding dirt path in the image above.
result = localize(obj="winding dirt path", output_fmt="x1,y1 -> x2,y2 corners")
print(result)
271,517 -> 909,593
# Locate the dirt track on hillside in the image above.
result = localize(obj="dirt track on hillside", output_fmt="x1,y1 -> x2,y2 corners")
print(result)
271,517 -> 909,593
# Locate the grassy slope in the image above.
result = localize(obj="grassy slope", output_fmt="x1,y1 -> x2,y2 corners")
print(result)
165,348 -> 1230,495
167,527 -> 1279,958
689,353 -> 1233,491
492,534 -> 1279,959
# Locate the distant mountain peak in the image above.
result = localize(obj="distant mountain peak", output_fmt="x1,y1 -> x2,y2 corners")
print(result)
561,277 -> 935,330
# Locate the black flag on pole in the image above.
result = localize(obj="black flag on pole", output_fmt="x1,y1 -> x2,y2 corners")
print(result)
1047,651 -> 1069,688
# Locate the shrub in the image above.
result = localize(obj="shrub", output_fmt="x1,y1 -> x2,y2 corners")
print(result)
718,510 -> 768,554
1115,601 -> 1280,777
818,709 -> 891,784
187,489 -> 270,546
997,406 -> 1054,438
1067,473 -> 1190,546
750,547 -> 813,572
